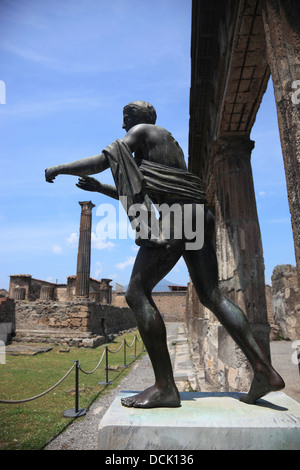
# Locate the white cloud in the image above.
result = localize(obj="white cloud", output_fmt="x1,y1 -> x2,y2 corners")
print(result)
3,43 -> 61,68
66,231 -> 114,250
115,256 -> 135,270
66,232 -> 78,246
0,95 -> 106,119
91,232 -> 114,250
258,190 -> 275,198
93,261 -> 103,279
52,244 -> 62,254
267,217 -> 291,224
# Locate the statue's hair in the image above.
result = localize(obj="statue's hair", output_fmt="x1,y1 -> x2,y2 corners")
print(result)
123,101 -> 157,124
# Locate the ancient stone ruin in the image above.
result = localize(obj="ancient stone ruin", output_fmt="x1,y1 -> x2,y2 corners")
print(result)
0,297 -> 15,345
271,265 -> 300,341
186,0 -> 300,392
4,201 -> 136,348
9,274 -> 113,304
2,199 -> 190,348
8,273 -> 132,348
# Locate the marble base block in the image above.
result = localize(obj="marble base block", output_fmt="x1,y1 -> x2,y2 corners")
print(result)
98,391 -> 300,450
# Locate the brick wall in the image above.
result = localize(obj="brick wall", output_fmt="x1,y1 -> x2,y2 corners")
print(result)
112,291 -> 187,322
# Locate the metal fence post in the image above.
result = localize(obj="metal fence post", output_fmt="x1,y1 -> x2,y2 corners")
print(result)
98,346 -> 113,385
63,360 -> 86,418
130,335 -> 137,358
122,340 -> 130,368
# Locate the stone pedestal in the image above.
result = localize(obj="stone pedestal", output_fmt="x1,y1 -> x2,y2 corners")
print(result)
98,391 -> 300,450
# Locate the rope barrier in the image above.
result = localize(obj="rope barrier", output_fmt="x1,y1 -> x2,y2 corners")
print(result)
0,334 -> 144,413
0,362 -> 76,404
78,348 -> 106,375
126,336 -> 136,348
107,339 -> 125,354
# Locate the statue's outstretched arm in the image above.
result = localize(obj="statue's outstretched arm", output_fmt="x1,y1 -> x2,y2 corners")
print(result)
76,176 -> 118,200
45,153 -> 109,183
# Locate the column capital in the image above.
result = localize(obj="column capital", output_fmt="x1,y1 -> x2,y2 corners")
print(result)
78,201 -> 95,212
214,135 -> 255,158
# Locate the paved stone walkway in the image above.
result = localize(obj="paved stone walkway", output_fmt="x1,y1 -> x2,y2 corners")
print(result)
45,323 -> 300,450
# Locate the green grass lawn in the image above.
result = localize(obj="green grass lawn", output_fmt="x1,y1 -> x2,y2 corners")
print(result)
0,330 -> 145,450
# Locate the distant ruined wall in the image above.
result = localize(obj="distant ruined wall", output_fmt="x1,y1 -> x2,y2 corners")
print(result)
271,265 -> 300,340
113,291 -> 187,322
265,284 -> 281,341
0,297 -> 15,345
185,265 -> 300,391
9,274 -> 112,304
14,299 -> 136,347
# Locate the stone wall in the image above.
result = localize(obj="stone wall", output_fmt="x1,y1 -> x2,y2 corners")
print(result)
112,291 -> 187,322
271,265 -> 300,340
265,284 -> 280,341
13,299 -> 136,348
185,264 -> 300,392
0,297 -> 15,345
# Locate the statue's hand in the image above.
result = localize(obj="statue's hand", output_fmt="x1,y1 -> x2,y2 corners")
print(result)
76,176 -> 101,192
45,166 -> 58,183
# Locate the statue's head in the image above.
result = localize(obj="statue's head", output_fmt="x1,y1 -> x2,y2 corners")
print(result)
123,101 -> 157,131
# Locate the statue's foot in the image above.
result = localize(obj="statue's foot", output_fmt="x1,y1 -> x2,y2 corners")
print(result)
121,384 -> 181,409
239,367 -> 285,405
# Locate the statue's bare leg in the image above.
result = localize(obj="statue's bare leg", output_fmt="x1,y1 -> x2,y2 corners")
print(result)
183,208 -> 285,404
123,242 -> 185,408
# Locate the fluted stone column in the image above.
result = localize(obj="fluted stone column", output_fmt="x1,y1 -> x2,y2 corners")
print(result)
75,201 -> 95,297
262,0 -> 300,284
214,136 -> 270,355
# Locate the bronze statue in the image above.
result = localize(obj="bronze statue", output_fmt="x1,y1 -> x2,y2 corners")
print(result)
45,101 -> 285,408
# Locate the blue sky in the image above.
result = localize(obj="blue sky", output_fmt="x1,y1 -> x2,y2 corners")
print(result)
0,0 -> 295,292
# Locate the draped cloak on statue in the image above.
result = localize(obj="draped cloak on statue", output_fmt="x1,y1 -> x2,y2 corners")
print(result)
102,139 -> 207,205
102,139 -> 207,241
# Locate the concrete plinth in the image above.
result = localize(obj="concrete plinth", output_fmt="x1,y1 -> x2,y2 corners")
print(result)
98,391 -> 300,450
